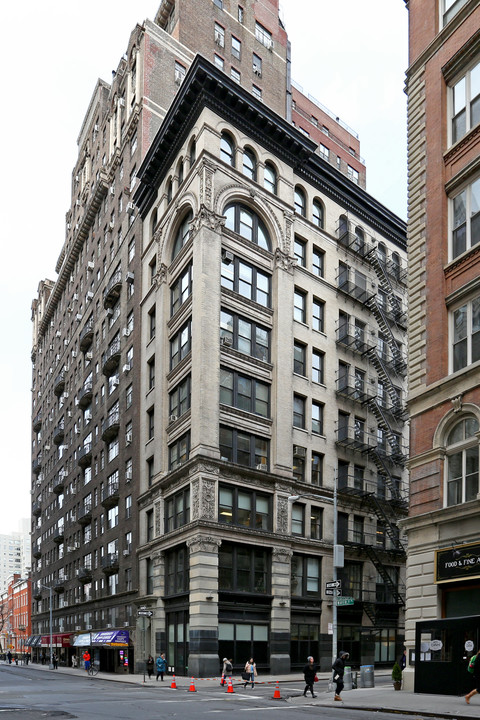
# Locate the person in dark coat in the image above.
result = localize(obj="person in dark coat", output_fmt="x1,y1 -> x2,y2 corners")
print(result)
466,652 -> 480,704
332,650 -> 349,701
146,655 -> 154,679
302,656 -> 317,697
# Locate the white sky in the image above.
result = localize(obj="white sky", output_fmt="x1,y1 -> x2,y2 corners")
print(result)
0,1 -> 408,534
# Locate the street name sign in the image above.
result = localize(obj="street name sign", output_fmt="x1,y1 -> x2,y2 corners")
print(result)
336,596 -> 354,606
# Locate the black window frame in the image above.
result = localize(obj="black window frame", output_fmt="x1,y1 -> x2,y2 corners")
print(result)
170,319 -> 192,369
219,366 -> 270,417
218,484 -> 272,531
169,375 -> 191,419
291,554 -> 321,598
165,545 -> 189,596
224,202 -> 271,251
165,487 -> 191,533
221,255 -> 271,307
220,308 -> 270,362
218,542 -> 271,594
172,209 -> 193,260
294,341 -> 306,376
168,432 -> 190,470
171,262 -> 193,316
219,425 -> 269,470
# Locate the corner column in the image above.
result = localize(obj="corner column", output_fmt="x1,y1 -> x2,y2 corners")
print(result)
270,546 -> 292,674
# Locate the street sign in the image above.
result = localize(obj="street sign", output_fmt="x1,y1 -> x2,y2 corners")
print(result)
138,610 -> 153,617
325,588 -> 341,596
336,596 -> 354,606
325,580 -> 341,589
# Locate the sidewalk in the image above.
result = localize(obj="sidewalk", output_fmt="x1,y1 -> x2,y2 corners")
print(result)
12,662 -> 479,719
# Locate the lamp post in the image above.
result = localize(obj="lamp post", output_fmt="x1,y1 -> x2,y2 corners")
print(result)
288,482 -> 343,670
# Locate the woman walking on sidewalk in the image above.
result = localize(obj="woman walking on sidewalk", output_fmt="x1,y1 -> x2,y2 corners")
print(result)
332,650 -> 349,701
466,652 -> 480,704
243,658 -> 257,688
303,656 -> 318,698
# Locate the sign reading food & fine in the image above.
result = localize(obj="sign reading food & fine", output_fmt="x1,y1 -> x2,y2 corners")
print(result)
435,541 -> 480,583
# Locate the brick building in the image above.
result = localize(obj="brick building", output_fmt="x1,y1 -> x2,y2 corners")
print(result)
0,574 -> 31,657
31,0 -> 406,675
403,0 -> 480,694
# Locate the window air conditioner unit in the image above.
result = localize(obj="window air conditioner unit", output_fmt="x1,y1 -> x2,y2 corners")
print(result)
67,411 -> 73,418
122,328 -> 131,337
44,445 -> 50,451
254,67 -> 262,77
75,625 -> 81,631
221,336 -> 232,347
75,223 -> 79,230
293,446 -> 306,458
86,625 -> 93,630
125,272 -> 134,283
123,622 -> 129,627
125,432 -> 133,445
256,463 -> 268,471
110,186 -> 115,196
56,331 -> 61,338
109,221 -> 115,230
125,470 -> 132,481
169,414 -> 178,423
126,202 -> 135,216
123,550 -> 130,557
119,98 -> 125,107
106,623 -> 112,629
87,261 -> 95,271
85,352 -> 93,360
86,291 -> 94,302
214,33 -> 223,45
106,308 -> 114,318
67,546 -> 76,553
123,363 -> 131,375
72,351 -> 77,358
67,223 -> 71,230
76,314 -> 83,322
221,249 -> 234,264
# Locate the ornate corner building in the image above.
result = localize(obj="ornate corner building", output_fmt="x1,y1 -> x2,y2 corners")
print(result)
403,0 -> 480,695
30,1 -> 407,675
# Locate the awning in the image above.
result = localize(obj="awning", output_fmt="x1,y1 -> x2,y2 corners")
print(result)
73,629 -> 130,647
40,633 -> 71,647
30,635 -> 42,647
73,632 -> 91,647
24,636 -> 33,645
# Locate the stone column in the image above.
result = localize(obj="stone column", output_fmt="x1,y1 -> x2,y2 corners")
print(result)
186,534 -> 221,677
152,551 -> 166,656
270,546 -> 293,674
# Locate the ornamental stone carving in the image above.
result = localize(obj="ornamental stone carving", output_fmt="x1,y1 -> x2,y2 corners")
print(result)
186,535 -> 222,553
201,477 -> 216,520
272,547 -> 293,562
157,262 -> 168,285
451,394 -> 463,413
283,210 -> 294,255
275,247 -> 295,274
191,478 -> 200,521
190,205 -> 226,235
188,462 -> 220,477
276,495 -> 289,534
154,501 -> 162,536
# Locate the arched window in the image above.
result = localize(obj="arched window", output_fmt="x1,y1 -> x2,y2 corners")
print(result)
354,227 -> 365,254
312,200 -> 324,228
172,209 -> 193,260
178,159 -> 184,185
446,416 -> 479,506
224,202 -> 271,251
189,138 -> 196,167
167,178 -> 173,204
264,162 -> 277,194
338,215 -> 348,240
391,252 -> 401,279
294,186 -> 306,217
377,242 -> 387,267
151,209 -> 158,238
242,148 -> 257,181
220,132 -> 235,167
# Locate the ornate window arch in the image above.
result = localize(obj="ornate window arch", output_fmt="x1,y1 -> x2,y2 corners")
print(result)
224,202 -> 271,251
445,414 -> 479,507
172,208 -> 194,260
220,132 -> 235,167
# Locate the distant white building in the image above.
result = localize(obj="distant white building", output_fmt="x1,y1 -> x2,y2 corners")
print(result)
0,520 -> 31,593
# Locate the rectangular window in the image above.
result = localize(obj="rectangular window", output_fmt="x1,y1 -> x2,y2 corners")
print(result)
231,67 -> 241,84
293,342 -> 306,376
219,426 -> 269,470
252,84 -> 262,101
312,349 -> 324,384
165,546 -> 189,595
220,367 -> 270,417
452,295 -> 480,371
171,263 -> 193,316
312,247 -> 324,277
169,432 -> 190,470
450,59 -> 480,144
214,22 -> 225,47
442,0 -> 469,27
219,543 -> 270,594
255,21 -> 273,49
310,507 -> 323,539
293,447 -> 306,482
170,320 -> 192,369
294,288 -> 306,323
149,305 -> 156,340
312,298 -> 325,332
148,357 -> 155,390
146,509 -> 154,542
253,53 -> 262,76
174,61 -> 186,85
231,36 -> 241,59
293,394 -> 306,429
147,407 -> 154,440
312,401 -> 324,435
220,309 -> 270,361
165,488 -> 190,532
311,452 -> 323,486
219,485 -> 271,530
214,54 -> 225,70
319,143 -> 330,161
450,177 -> 480,259
169,375 -> 191,419
347,166 -> 359,184
213,0 -> 223,7
294,236 -> 306,266
291,554 -> 320,597
291,504 -> 305,536
221,257 -> 271,306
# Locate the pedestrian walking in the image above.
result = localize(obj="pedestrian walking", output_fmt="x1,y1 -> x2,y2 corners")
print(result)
83,650 -> 91,673
303,656 -> 318,697
221,657 -> 233,685
400,648 -> 407,671
332,650 -> 349,701
243,658 -> 257,688
466,651 -> 480,704
7,651 -> 12,665
146,654 -> 154,679
72,655 -> 78,668
52,653 -> 58,670
41,652 -> 46,665
156,652 -> 167,681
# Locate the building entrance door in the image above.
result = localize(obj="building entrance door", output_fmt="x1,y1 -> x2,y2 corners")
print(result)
415,616 -> 480,695
166,610 -> 189,676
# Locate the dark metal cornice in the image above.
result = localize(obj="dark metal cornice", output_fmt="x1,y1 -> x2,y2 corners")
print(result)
134,55 -> 406,250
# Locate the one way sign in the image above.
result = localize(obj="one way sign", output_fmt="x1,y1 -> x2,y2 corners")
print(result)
325,580 -> 341,589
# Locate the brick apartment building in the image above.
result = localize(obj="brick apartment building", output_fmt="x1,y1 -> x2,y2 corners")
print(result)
403,0 -> 480,695
0,574 -> 31,657
31,0 -> 405,675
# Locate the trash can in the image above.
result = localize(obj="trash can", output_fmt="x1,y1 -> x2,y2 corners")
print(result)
359,664 -> 375,688
343,666 -> 353,690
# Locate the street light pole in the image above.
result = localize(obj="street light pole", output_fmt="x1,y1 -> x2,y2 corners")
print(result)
288,482 -> 343,671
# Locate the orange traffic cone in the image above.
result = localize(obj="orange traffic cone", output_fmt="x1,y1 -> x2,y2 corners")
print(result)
273,680 -> 281,699
188,676 -> 197,692
170,674 -> 177,689
226,676 -> 235,693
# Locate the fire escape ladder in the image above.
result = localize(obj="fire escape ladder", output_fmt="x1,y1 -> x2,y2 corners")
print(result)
363,545 -> 405,607
362,492 -> 406,553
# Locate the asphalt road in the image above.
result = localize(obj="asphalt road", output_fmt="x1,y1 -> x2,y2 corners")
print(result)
0,664 -> 436,720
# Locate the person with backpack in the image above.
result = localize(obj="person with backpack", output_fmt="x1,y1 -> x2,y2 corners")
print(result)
332,650 -> 349,701
466,652 -> 480,704
221,657 -> 233,686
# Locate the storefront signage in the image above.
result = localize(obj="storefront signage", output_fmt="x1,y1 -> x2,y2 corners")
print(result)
435,541 -> 480,583
92,630 -> 129,646
73,633 -> 92,647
